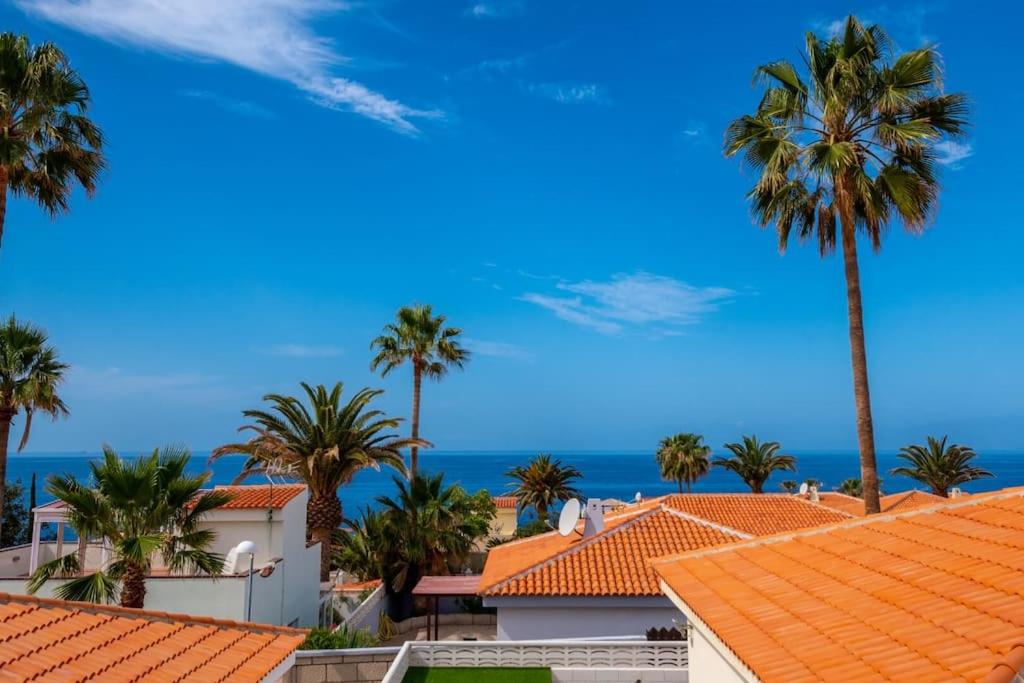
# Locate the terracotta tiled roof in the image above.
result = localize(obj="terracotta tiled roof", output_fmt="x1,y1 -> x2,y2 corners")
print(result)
661,494 -> 851,535
494,496 -> 518,509
212,484 -> 306,510
653,487 -> 1024,683
0,591 -> 305,682
816,489 -> 951,516
480,494 -> 851,598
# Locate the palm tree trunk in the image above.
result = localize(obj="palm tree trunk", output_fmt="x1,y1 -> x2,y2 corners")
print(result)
410,364 -> 422,479
308,493 -> 342,582
0,170 -> 7,252
839,198 -> 881,515
0,406 -> 14,542
120,562 -> 147,609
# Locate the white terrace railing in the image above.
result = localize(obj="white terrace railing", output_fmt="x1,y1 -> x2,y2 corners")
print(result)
381,640 -> 688,683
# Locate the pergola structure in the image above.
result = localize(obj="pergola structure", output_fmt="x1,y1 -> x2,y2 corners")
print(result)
411,574 -> 483,640
28,500 -> 108,574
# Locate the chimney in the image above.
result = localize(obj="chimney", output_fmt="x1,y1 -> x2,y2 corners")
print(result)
809,485 -> 819,503
950,487 -> 962,499
583,498 -> 605,537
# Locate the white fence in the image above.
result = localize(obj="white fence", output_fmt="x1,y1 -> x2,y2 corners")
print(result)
381,640 -> 688,682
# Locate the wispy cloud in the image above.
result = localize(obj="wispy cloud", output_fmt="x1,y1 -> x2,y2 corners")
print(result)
466,1 -> 523,19
527,82 -> 609,105
71,366 -> 220,395
463,338 -> 530,360
934,140 -> 973,169
17,0 -> 440,134
178,90 -> 276,119
521,272 -> 735,335
262,344 -> 345,358
812,5 -> 940,47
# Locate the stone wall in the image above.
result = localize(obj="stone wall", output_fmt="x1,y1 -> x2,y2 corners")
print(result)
284,648 -> 400,683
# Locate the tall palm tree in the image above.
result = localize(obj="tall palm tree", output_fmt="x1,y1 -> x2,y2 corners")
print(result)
715,436 -> 796,493
0,33 -> 105,254
370,305 -> 470,478
724,16 -> 968,513
891,435 -> 991,497
506,453 -> 582,522
656,433 -> 712,493
27,446 -> 230,608
0,316 -> 68,539
212,382 -> 414,581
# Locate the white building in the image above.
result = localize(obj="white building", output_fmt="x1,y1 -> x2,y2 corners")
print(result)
0,483 -> 320,627
479,493 -> 852,640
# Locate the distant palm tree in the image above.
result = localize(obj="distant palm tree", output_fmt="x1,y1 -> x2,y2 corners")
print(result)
0,316 -> 69,540
779,480 -> 799,494
507,454 -> 582,522
715,436 -> 796,493
0,33 -> 105,254
370,305 -> 470,478
212,382 -> 415,581
890,436 -> 991,497
656,433 -> 712,493
724,16 -> 968,513
838,478 -> 863,497
27,446 -> 229,608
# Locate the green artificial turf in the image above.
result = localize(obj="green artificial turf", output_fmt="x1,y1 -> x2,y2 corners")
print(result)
402,666 -> 551,682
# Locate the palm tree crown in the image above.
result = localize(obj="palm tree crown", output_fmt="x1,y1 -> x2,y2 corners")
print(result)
27,446 -> 230,608
715,436 -> 796,494
0,316 -> 68,539
0,33 -> 105,252
370,305 -> 469,478
891,435 -> 991,497
656,433 -> 712,493
212,382 -> 414,581
838,478 -> 864,497
506,453 -> 582,522
724,16 -> 968,513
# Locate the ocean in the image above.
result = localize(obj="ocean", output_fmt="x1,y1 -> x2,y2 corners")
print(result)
6,449 -> 1022,519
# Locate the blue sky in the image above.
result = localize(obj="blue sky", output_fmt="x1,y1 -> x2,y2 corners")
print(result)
0,0 -> 1021,453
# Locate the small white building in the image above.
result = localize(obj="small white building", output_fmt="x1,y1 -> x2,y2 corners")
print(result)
0,483 -> 321,627
479,493 -> 852,640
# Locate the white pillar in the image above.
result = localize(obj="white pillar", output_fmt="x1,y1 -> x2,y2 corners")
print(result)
56,522 -> 64,559
28,519 -> 42,573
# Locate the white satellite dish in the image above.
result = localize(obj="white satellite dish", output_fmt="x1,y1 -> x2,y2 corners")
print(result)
798,482 -> 809,496
558,499 -> 582,537
634,492 -> 642,503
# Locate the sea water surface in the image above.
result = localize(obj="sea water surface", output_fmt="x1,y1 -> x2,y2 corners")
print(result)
7,450 -> 1023,519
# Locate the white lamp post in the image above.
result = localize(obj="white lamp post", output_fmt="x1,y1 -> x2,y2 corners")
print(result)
236,540 -> 257,622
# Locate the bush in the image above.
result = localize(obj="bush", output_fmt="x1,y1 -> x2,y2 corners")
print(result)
299,625 -> 378,650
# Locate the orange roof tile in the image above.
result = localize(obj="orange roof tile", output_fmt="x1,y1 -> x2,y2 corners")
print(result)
494,496 -> 518,509
816,489 -> 951,516
480,494 -> 851,598
213,484 -> 306,510
0,591 -> 305,682
654,487 -> 1024,683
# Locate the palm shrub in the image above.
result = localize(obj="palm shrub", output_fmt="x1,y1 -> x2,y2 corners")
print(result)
0,33 -> 105,253
212,382 -> 414,581
371,305 -> 470,478
715,436 -> 796,493
0,316 -> 68,540
891,435 -> 991,497
838,478 -> 863,497
656,433 -> 712,493
506,454 -> 582,522
27,446 -> 230,608
335,474 -> 495,619
779,480 -> 798,494
724,16 -> 968,513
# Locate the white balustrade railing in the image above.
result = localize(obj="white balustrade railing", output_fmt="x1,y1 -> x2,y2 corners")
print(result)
381,640 -> 687,682
341,582 -> 385,631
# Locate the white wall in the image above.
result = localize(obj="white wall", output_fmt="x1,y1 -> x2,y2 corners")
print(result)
689,627 -> 750,683
489,597 -> 682,640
